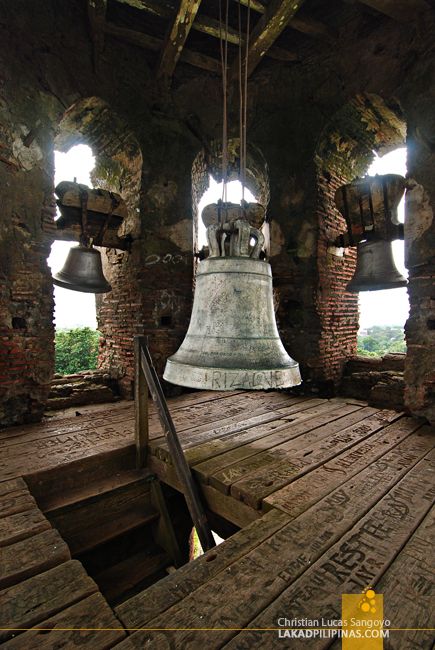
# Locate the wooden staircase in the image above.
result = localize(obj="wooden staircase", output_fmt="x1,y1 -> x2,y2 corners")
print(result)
26,454 -> 187,606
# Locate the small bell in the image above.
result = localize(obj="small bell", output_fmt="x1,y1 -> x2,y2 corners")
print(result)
53,245 -> 112,293
347,240 -> 407,292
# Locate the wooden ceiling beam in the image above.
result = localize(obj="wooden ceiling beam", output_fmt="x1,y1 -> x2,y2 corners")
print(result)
236,0 -> 334,39
156,0 -> 203,79
355,0 -> 431,23
114,0 -> 175,16
231,0 -> 306,79
113,0 -> 299,61
104,21 -> 221,73
87,0 -> 107,73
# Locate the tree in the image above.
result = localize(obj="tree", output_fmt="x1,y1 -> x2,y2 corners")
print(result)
357,326 -> 406,357
360,336 -> 381,352
55,327 -> 100,375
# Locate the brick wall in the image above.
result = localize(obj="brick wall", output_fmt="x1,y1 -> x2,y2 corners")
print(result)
0,125 -> 55,424
315,167 -> 359,383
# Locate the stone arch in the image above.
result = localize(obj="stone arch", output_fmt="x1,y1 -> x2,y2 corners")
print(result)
313,92 -> 406,383
54,97 -> 144,395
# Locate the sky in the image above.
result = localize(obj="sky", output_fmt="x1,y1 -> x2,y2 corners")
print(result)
358,147 -> 408,329
48,145 -> 98,329
50,145 -> 409,331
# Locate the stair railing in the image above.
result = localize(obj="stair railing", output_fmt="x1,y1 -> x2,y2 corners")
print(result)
134,336 -> 216,552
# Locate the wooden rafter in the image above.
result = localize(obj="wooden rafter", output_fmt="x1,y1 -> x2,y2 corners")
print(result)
104,22 -> 220,73
156,0 -> 203,79
237,0 -> 334,39
355,0 -> 431,23
231,0 -> 306,79
87,0 -> 107,72
114,0 -> 299,62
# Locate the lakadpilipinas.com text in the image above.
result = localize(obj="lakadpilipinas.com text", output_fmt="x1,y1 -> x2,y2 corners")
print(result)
277,617 -> 391,640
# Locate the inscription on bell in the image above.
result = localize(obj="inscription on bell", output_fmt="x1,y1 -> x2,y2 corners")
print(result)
210,370 -> 287,390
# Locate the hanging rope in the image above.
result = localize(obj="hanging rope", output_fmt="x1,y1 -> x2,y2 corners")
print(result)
218,0 -> 251,220
238,0 -> 251,205
243,1 -> 251,204
238,1 -> 243,201
219,0 -> 230,220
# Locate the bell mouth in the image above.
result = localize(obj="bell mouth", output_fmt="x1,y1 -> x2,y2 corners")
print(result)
164,358 -> 302,391
52,245 -> 112,294
52,274 -> 112,294
347,278 -> 407,292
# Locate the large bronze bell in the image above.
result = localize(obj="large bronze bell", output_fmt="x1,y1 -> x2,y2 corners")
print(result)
347,240 -> 407,292
164,210 -> 301,391
53,245 -> 112,293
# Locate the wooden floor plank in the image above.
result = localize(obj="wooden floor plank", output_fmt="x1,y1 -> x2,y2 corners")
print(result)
148,395 -> 312,459
182,400 -> 355,467
148,404 -> 279,460
264,418 -> 428,516
0,560 -> 98,642
0,428 -> 135,482
0,392 -> 247,481
0,490 -> 37,519
193,403 -> 361,485
221,456 -> 435,650
0,478 -> 28,496
210,405 -> 381,495
0,508 -> 50,547
0,391 -> 241,441
371,507 -> 434,650
123,449 -> 435,648
0,402 -> 134,442
150,407 -> 322,464
327,506 -> 435,650
0,529 -> 71,589
230,409 -> 401,508
1,592 -> 126,649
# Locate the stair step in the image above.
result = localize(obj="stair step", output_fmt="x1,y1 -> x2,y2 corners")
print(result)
43,469 -> 155,515
67,506 -> 160,556
27,446 -> 136,510
45,474 -> 159,556
95,549 -> 171,604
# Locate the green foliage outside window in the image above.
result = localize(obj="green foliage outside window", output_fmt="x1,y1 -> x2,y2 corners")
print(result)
55,327 -> 100,375
357,325 -> 406,358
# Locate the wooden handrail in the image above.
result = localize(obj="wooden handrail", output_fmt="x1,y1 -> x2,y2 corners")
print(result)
134,336 -> 149,469
134,336 -> 216,552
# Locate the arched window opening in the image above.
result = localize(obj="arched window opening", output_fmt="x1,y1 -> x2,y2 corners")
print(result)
48,144 -> 101,375
314,93 -> 406,385
53,97 -> 143,397
357,147 -> 409,357
196,175 -> 258,251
